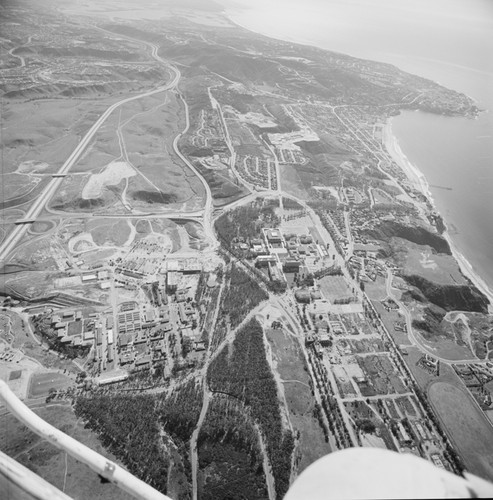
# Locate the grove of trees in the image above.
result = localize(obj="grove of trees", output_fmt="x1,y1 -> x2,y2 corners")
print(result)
207,318 -> 294,498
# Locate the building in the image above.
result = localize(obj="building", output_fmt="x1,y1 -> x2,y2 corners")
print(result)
106,345 -> 115,363
96,327 -> 103,346
255,255 -> 277,268
283,259 -> 301,272
354,243 -> 381,259
178,303 -> 189,324
295,290 -> 311,303
81,273 -> 97,283
135,355 -> 151,370
167,272 -> 178,293
266,229 -> 283,244
119,333 -> 132,349
83,330 -> 95,342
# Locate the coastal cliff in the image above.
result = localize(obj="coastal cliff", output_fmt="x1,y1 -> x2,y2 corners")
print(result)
403,274 -> 489,314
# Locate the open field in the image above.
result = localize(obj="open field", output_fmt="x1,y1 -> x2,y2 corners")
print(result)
265,328 -> 331,474
0,403 -> 134,500
44,91 -> 206,214
416,331 -> 475,361
9,240 -> 59,271
86,219 -> 132,248
428,381 -> 493,481
28,372 -> 73,398
319,275 -> 353,303
1,99 -> 104,176
391,240 -> 467,286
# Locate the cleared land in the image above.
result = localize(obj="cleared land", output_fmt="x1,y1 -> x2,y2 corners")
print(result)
428,381 -> 493,481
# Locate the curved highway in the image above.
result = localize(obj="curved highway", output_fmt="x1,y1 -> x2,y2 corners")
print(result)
0,68 -> 180,265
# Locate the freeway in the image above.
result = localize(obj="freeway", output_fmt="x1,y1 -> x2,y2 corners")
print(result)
172,92 -> 215,245
0,67 -> 181,266
0,380 -> 170,500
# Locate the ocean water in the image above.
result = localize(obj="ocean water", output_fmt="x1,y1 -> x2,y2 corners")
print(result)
221,0 -> 493,292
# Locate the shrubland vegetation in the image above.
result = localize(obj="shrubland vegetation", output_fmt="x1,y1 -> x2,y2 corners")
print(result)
404,274 -> 489,313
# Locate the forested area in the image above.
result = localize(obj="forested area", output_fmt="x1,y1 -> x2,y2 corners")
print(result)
207,318 -> 294,498
74,394 -> 168,493
215,200 -> 280,248
198,395 -> 268,500
74,381 -> 204,496
161,380 -> 203,444
220,263 -> 268,328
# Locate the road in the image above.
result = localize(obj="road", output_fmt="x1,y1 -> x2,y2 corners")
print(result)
172,92 -> 215,246
384,269 -> 485,365
0,380 -> 170,500
189,300 -> 276,500
0,68 -> 181,266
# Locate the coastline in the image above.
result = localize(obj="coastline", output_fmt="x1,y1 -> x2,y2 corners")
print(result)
382,119 -> 431,198
221,2 -> 493,312
383,119 -> 493,312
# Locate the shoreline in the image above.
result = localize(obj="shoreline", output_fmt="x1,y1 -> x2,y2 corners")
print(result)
383,119 -> 493,312
221,2 -> 493,312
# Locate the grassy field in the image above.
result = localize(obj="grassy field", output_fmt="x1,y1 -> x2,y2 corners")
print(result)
416,330 -> 475,361
428,381 -> 493,481
319,275 -> 353,303
280,163 -> 311,200
0,403 -> 134,500
19,340 -> 82,375
88,219 -> 131,247
44,91 -> 205,214
28,372 -> 73,398
391,239 -> 466,286
265,328 -> 331,475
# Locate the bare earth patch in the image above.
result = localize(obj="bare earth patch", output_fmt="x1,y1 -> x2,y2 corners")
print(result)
82,160 -> 136,199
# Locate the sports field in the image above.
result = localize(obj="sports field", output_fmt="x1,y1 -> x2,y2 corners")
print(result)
28,372 -> 72,398
319,275 -> 353,303
428,381 -> 493,481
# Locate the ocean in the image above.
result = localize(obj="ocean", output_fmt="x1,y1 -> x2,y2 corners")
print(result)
221,0 -> 493,293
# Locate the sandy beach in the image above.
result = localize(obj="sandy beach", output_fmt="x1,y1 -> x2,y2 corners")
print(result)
382,119 -> 431,197
383,119 -> 493,312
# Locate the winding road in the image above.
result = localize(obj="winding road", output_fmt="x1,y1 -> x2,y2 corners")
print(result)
384,269 -> 486,365
0,67 -> 181,266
